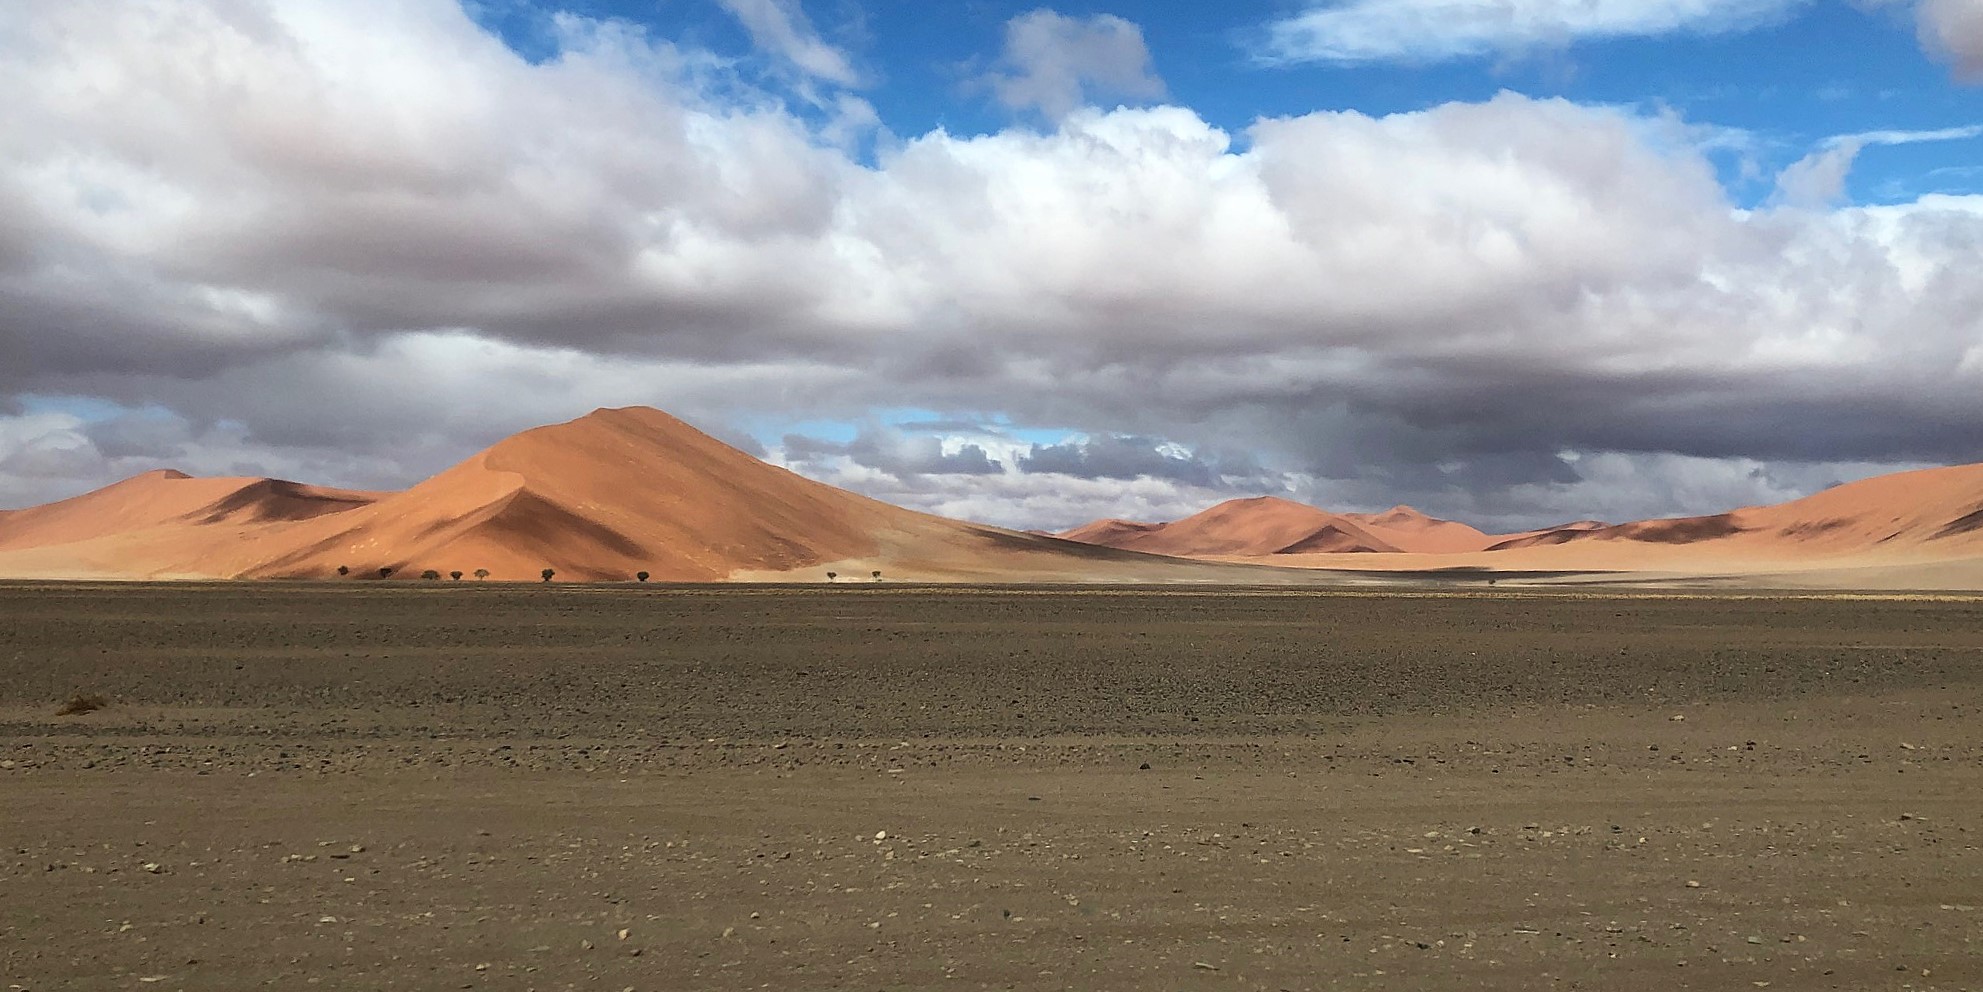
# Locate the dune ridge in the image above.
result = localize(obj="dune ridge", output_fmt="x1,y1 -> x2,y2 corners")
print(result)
1055,464 -> 1983,583
4,407 -> 1982,586
0,407 -> 1239,583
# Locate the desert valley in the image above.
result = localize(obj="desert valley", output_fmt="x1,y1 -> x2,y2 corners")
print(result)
8,406 -> 1983,991
4,405 -> 1982,590
10,2 -> 1983,988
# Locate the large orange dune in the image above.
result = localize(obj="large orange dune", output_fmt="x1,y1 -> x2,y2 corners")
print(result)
0,408 -> 1254,583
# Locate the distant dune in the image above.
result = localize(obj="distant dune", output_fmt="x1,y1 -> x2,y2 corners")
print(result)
1054,465 -> 1983,587
1054,498 -> 1501,556
1058,497 -> 1403,556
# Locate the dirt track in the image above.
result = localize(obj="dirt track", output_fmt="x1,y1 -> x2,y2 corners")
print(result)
4,584 -> 1981,990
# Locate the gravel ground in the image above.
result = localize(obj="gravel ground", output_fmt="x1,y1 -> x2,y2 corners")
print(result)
3,583 -> 1980,990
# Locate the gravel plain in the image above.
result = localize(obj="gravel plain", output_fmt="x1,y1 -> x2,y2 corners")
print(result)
4,583 -> 1981,990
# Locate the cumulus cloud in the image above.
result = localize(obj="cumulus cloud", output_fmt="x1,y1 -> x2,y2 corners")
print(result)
1262,0 -> 1808,65
977,10 -> 1166,120
3,0 -> 1982,531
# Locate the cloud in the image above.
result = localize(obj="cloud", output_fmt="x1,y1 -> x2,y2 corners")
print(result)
1775,140 -> 1865,206
1842,123 -> 1983,144
782,427 -> 1004,477
1017,435 -> 1270,488
1911,0 -> 1983,78
1262,0 -> 1809,65
715,0 -> 860,87
1774,123 -> 1981,205
3,1 -> 1982,532
977,10 -> 1166,120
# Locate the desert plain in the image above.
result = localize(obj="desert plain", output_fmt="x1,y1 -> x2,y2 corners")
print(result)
3,581 -> 1980,991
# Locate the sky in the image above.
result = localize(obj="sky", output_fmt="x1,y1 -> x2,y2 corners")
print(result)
1,0 -> 1980,533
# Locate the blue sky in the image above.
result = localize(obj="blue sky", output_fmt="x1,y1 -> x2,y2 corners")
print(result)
469,0 -> 1981,204
1,0 -> 1980,531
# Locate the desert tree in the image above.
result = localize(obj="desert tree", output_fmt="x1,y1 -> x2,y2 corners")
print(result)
826,571 -> 837,582
473,569 -> 490,581
636,571 -> 650,582
420,569 -> 440,581
872,570 -> 882,582
450,571 -> 463,581
378,566 -> 394,579
541,568 -> 556,583
336,565 -> 350,577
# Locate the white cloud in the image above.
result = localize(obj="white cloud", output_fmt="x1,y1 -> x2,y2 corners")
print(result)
714,0 -> 860,87
1774,123 -> 1980,206
978,10 -> 1166,120
1842,123 -> 1983,144
1264,0 -> 1810,65
1776,139 -> 1865,206
3,1 -> 1983,531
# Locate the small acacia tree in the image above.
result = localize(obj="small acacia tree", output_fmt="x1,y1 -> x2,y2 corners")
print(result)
450,571 -> 463,581
872,570 -> 882,582
473,569 -> 490,581
420,569 -> 440,580
826,571 -> 837,582
378,566 -> 394,579
636,571 -> 650,582
336,565 -> 350,577
541,568 -> 555,583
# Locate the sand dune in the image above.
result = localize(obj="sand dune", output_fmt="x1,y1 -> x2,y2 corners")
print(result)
0,408 -> 1260,583
1493,462 -> 1983,565
1339,505 -> 1497,554
1065,496 -> 1402,556
1207,464 -> 1983,585
1055,467 -> 1983,587
1054,497 -> 1506,556
0,471 -> 381,552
